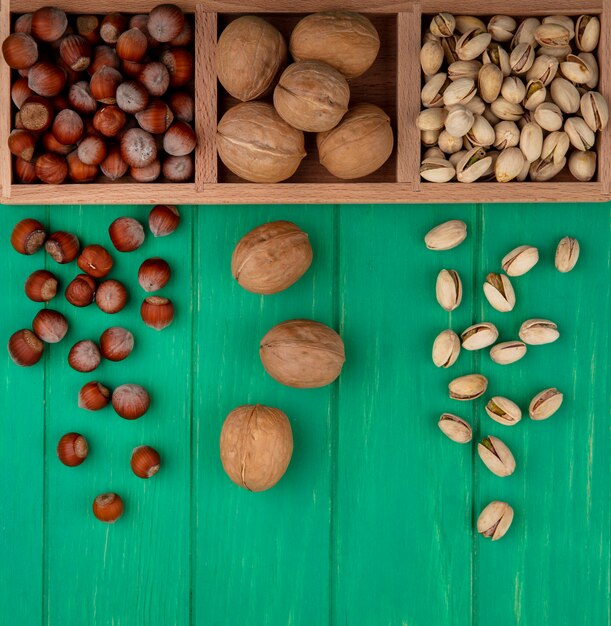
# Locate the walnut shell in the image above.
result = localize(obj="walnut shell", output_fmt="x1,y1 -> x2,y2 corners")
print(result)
232,221 -> 313,294
317,103 -> 394,179
260,319 -> 345,388
220,404 -> 293,492
273,60 -> 350,132
216,16 -> 287,102
217,102 -> 306,183
290,11 -> 380,79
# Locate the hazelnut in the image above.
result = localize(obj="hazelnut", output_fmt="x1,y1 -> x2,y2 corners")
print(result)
140,296 -> 174,330
65,274 -> 96,307
43,132 -> 74,156
129,15 -> 156,47
168,91 -> 193,123
121,59 -> 145,79
8,130 -> 36,162
148,4 -> 185,43
109,217 -> 145,252
77,244 -> 114,278
139,61 -> 170,96
28,62 -> 66,97
162,154 -> 193,182
20,96 -> 54,132
90,66 -> 123,104
35,153 -> 68,184
59,34 -> 91,71
92,493 -> 124,523
57,433 -> 88,466
77,136 -> 107,166
99,327 -> 134,361
232,221 -> 313,294
138,258 -> 171,292
8,329 -> 44,366
32,309 -> 68,343
112,384 -> 150,419
66,150 -> 98,182
149,205 -> 179,237
76,15 -> 100,45
120,128 -> 157,168
14,157 -> 37,183
100,13 -> 127,44
220,404 -> 293,492
52,109 -> 84,145
163,121 -> 196,156
89,45 -> 120,74
69,340 -> 102,373
25,269 -> 58,302
130,445 -> 161,478
45,231 -> 80,263
116,28 -> 148,62
169,19 -> 193,46
135,99 -> 173,134
11,218 -> 46,254
93,106 -> 127,137
100,145 -> 128,180
12,78 -> 34,109
260,319 -> 345,388
130,160 -> 161,182
2,33 -> 38,69
31,7 -> 68,43
78,381 -> 111,411
159,47 -> 193,87
116,80 -> 149,114
14,13 -> 33,35
68,81 -> 97,115
96,279 -> 128,314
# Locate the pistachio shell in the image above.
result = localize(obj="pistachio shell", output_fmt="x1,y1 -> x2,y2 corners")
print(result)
438,130 -> 464,154
445,105 -> 474,138
560,54 -> 592,84
417,107 -> 447,131
529,388 -> 563,420
483,272 -> 515,310
519,319 -> 559,345
420,39 -> 444,75
448,374 -> 488,400
526,54 -> 558,86
535,23 -> 570,48
477,501 -> 514,540
436,269 -> 462,311
483,44 -> 511,76
423,146 -> 444,160
478,63 -> 503,103
467,115 -> 495,147
420,157 -> 455,182
550,77 -> 581,114
501,245 -> 539,276
575,15 -> 600,52
565,116 -> 595,151
455,16 -> 486,35
485,396 -> 522,426
460,322 -> 499,350
580,52 -> 599,89
541,131 -> 570,165
441,35 -> 459,65
448,150 -> 467,168
523,80 -> 547,110
569,150 -> 596,182
438,413 -> 472,443
534,102 -> 563,132
494,121 -> 520,149
501,76 -> 526,104
494,148 -> 525,184
430,13 -> 455,38
456,28 -> 492,61
478,435 -> 516,477
443,77 -> 476,107
543,15 -> 575,39
456,147 -> 492,183
489,341 -> 527,365
448,60 -> 482,81
511,17 -> 540,48
425,220 -> 467,250
491,98 -> 523,122
488,15 -> 516,42
529,156 -> 566,181
432,329 -> 461,368
519,122 -> 543,163
421,129 -> 441,147
509,43 -> 535,74
421,72 -> 448,108
580,91 -> 609,132
555,236 -> 580,272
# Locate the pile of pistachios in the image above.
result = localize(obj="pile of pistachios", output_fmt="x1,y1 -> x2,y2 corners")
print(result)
427,219 -> 580,540
418,13 -> 609,183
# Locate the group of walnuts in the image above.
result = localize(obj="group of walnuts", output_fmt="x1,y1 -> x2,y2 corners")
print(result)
215,12 -> 394,183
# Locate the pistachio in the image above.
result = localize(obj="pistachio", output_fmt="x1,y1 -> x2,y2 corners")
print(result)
529,388 -> 564,420
437,130 -> 463,154
422,30 -> 437,44
460,322 -> 498,350
580,53 -> 599,89
483,43 -> 511,76
490,341 -> 527,365
541,132 -> 569,167
485,396 -> 522,426
465,95 -> 486,116
456,28 -> 492,61
483,106 -> 501,127
534,102 -> 563,131
501,76 -> 526,104
543,15 -> 575,39
481,150 -> 500,180
494,148 -> 525,184
448,60 -> 482,81
456,147 -> 492,183
550,77 -> 581,114
478,436 -> 516,477
519,122 -> 543,163
488,15 -> 516,42
420,157 -> 456,182
523,80 -> 547,110
555,236 -> 580,272
425,219 -> 467,251
491,98 -> 523,122
477,501 -> 514,541
501,245 -> 539,276
509,43 -> 535,74
445,105 -> 474,138
423,146 -> 445,160
526,55 -> 558,86
421,129 -> 441,147
432,329 -> 461,368
441,35 -> 459,65
519,319 -> 559,345
580,91 -> 609,132
568,150 -> 596,182
483,271 -> 516,311
467,115 -> 495,147
565,116 -> 595,151
494,121 -> 520,149
449,150 -> 467,168
529,156 -> 565,181
421,72 -> 448,108
443,78 -> 477,107
417,108 -> 447,131
436,269 -> 462,311
431,13 -> 455,38
478,63 -> 503,103
516,159 -> 530,182
448,374 -> 488,400
560,54 -> 592,84
438,413 -> 472,443
511,17 -> 540,48
455,15 -> 486,35
420,39 -> 444,76
575,15 -> 600,52
535,23 -> 570,48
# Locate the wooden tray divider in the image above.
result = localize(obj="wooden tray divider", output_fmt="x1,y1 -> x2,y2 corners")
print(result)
0,0 -> 11,199
599,1 -> 611,195
420,0 -> 602,14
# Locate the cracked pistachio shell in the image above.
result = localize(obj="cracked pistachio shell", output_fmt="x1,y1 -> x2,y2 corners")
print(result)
565,116 -> 595,151
501,245 -> 539,276
449,150 -> 467,168
541,131 -> 570,165
461,322 -> 499,351
465,95 -> 486,116
456,147 -> 492,183
516,158 -> 530,182
580,52 -> 599,89
445,105 -> 474,138
511,17 -> 540,48
523,80 -> 546,111
491,98 -> 523,122
417,107 -> 447,131
576,15 -> 600,52
529,156 -> 566,181
477,501 -> 514,540
436,269 -> 462,311
438,130 -> 464,154
569,150 -> 596,182
432,329 -> 461,368
449,374 -> 488,400
485,396 -> 522,426
490,341 -> 527,365
529,388 -> 564,420
420,39 -> 444,75
526,55 -> 558,86
478,435 -> 516,477
537,44 -> 572,60
441,35 -> 459,64
550,77 -> 581,114
438,413 -> 472,443
420,157 -> 455,182
443,78 -> 476,107
430,13 -> 455,38
421,72 -> 448,108
421,129 -> 441,147
483,44 -> 511,77
478,63 -> 503,103
467,115 -> 495,147
456,28 -> 492,61
488,15 -> 516,42
560,54 -> 592,84
543,15 -> 575,39
519,319 -> 559,345
534,103 -> 563,132
519,122 -> 543,163
425,220 -> 467,250
501,76 -> 526,104
535,23 -> 571,48
494,148 -> 525,184
555,236 -> 580,272
509,43 -> 535,74
455,15 -> 486,35
448,60 -> 482,81
423,146 -> 444,160
494,121 -> 520,149
483,272 -> 515,311
580,91 -> 609,132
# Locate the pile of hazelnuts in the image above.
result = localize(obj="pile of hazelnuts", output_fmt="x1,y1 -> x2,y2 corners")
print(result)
8,204 -> 179,523
2,4 -> 196,184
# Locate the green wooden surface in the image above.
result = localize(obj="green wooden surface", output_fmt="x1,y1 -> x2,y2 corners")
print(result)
0,201 -> 609,626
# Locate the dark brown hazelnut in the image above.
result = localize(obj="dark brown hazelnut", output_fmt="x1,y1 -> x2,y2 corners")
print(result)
57,433 -> 88,466
68,339 -> 101,372
149,205 -> 179,237
28,62 -> 66,97
68,81 -> 97,115
170,19 -> 193,46
14,13 -> 33,35
66,150 -> 98,182
140,296 -> 174,330
11,77 -> 34,109
2,33 -> 38,69
129,14 -> 158,48
35,153 -> 68,184
65,274 -> 97,307
108,217 -> 145,252
121,59 -> 145,79
168,91 -> 194,123
138,62 -> 170,96
90,66 -> 122,104
160,47 -> 193,87
8,130 -> 36,162
112,384 -> 150,419
100,13 -> 127,44
120,128 -> 157,168
25,269 -> 57,302
77,136 -> 107,166
93,493 -> 124,523
32,309 -> 68,343
100,145 -> 128,180
59,34 -> 91,71
135,99 -> 173,134
130,445 -> 161,478
78,381 -> 111,411
8,329 -> 44,366
52,109 -> 84,145
99,326 -> 134,361
163,121 -> 196,156
43,132 -> 74,156
45,230 -> 80,263
14,157 -> 38,183
88,45 -> 120,75
96,279 -> 128,314
31,7 -> 68,42
11,218 -> 46,254
138,257 -> 171,291
20,96 -> 54,132
77,244 -> 114,278
148,4 -> 185,42
162,154 -> 193,182
116,28 -> 148,62
130,160 -> 161,182
93,105 -> 127,137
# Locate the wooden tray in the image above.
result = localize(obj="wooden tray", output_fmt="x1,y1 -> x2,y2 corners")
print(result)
1,0 -> 609,204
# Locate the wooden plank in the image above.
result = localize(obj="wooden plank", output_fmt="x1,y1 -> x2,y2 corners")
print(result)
0,0 -> 11,199
421,0 -> 602,14
599,3 -> 610,195
11,0 -> 198,11
0,204 -> 46,626
193,205 -> 335,626
474,202 -> 610,625
202,0 -> 409,12
43,205 -> 192,626
334,203 -> 477,625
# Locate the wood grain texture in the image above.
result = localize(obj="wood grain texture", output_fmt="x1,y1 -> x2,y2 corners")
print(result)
202,0 -> 408,12
11,0 -> 198,10
599,3 -> 610,195
420,0 -> 602,13
0,0 -> 10,199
